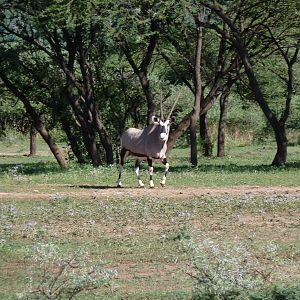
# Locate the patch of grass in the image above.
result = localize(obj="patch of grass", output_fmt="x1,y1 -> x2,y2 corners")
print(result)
0,140 -> 299,298
0,191 -> 300,298
0,144 -> 300,190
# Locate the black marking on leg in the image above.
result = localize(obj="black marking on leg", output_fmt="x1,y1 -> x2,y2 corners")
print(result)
120,148 -> 127,165
147,157 -> 153,167
147,157 -> 153,180
117,148 -> 128,187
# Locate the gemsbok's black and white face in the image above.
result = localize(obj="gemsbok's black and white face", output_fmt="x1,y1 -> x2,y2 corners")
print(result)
151,116 -> 171,142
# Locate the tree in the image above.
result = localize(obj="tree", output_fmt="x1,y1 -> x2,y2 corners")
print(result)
190,10 -> 203,166
0,0 -> 114,166
200,0 -> 300,165
0,71 -> 68,167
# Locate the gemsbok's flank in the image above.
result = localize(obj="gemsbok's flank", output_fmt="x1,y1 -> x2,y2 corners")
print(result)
117,93 -> 180,188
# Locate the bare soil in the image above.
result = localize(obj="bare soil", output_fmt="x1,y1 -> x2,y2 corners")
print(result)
0,184 -> 300,200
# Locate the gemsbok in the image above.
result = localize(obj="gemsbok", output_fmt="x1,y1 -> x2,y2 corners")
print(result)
117,93 -> 180,188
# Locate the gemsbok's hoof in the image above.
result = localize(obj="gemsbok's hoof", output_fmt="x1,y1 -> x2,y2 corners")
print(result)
160,182 -> 165,187
138,180 -> 145,188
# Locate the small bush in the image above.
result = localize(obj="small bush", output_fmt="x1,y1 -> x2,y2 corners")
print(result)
184,235 -> 268,300
249,284 -> 300,300
17,242 -> 116,299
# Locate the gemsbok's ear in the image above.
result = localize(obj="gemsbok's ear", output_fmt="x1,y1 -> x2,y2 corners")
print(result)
151,116 -> 160,124
170,116 -> 176,123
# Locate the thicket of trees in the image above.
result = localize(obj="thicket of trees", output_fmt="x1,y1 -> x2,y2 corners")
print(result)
0,0 -> 299,167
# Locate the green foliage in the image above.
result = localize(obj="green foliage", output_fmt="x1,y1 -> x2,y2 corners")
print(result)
185,237 -> 266,299
17,242 -> 115,299
0,88 -> 27,135
249,284 -> 300,300
0,0 -> 299,166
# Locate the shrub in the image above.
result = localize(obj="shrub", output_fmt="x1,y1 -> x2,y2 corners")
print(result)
17,242 -> 116,299
249,284 -> 300,300
184,236 -> 268,300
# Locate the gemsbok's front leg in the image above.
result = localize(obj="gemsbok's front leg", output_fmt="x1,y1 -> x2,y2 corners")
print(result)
147,157 -> 154,188
116,148 -> 128,187
160,157 -> 169,187
135,159 -> 144,187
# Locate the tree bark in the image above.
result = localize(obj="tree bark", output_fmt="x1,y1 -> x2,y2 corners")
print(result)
200,113 -> 213,156
164,22 -> 237,158
89,102 -> 114,164
76,26 -> 114,164
65,83 -> 101,166
217,79 -> 233,157
29,125 -> 37,156
272,123 -> 287,166
234,45 -> 288,166
61,119 -> 85,164
217,94 -> 228,157
190,11 -> 203,166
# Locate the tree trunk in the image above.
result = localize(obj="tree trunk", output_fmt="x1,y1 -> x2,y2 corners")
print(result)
167,112 -> 192,157
199,2 -> 298,166
217,86 -> 231,157
65,81 -> 101,167
34,120 -> 68,168
90,104 -> 114,164
139,72 -> 156,124
272,123 -> 287,166
163,21 -> 234,159
200,113 -> 213,156
190,11 -> 203,166
29,125 -> 37,156
61,119 -> 86,164
237,50 -> 287,165
76,26 -> 114,165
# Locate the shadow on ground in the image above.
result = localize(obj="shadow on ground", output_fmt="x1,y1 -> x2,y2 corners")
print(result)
0,156 -> 300,176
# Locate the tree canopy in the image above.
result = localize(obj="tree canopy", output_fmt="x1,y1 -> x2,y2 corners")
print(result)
0,0 -> 299,166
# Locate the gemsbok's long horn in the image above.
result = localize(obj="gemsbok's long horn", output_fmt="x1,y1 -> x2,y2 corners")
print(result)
167,91 -> 181,120
160,86 -> 164,120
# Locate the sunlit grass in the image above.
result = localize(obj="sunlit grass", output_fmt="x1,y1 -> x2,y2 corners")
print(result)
0,135 -> 300,298
0,143 -> 299,190
1,192 -> 300,298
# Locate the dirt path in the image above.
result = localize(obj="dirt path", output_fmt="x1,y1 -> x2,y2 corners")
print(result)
0,185 -> 299,200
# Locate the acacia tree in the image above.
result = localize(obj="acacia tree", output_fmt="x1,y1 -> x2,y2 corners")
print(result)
160,3 -> 243,162
200,0 -> 300,165
105,0 -> 168,125
0,0 -> 114,166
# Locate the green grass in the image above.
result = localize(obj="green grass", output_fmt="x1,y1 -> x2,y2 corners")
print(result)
0,137 -> 300,299
1,193 -> 300,298
0,139 -> 300,190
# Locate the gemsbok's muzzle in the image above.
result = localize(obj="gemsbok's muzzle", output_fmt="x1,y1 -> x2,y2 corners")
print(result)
160,125 -> 167,140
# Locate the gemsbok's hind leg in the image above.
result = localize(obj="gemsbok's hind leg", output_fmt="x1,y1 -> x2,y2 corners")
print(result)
160,157 -> 169,187
135,159 -> 144,187
147,157 -> 154,188
116,148 -> 128,187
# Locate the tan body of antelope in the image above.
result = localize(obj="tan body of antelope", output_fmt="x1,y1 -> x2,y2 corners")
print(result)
117,93 -> 180,188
